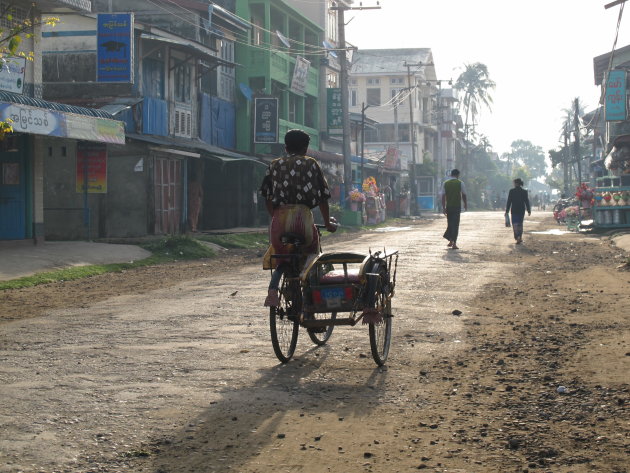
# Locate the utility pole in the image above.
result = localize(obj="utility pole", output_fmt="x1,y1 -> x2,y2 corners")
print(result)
336,5 -> 352,207
360,102 -> 369,184
331,1 -> 380,208
404,61 -> 423,215
573,97 -> 582,186
563,125 -> 570,196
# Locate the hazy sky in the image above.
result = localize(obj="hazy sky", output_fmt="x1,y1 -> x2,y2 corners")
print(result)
346,0 -> 630,157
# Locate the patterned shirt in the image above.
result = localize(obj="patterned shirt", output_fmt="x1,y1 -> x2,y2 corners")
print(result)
260,154 -> 331,209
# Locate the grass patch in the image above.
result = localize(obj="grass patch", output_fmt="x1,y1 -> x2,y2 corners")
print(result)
0,236 -> 215,291
197,232 -> 268,250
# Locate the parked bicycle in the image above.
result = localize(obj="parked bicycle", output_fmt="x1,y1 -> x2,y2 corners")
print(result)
267,222 -> 398,366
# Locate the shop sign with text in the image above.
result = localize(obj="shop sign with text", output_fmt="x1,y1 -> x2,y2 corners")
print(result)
327,88 -> 342,136
254,98 -> 278,143
97,13 -> 134,83
0,57 -> 25,94
605,70 -> 627,121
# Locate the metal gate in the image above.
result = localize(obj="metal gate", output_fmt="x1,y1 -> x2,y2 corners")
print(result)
154,157 -> 182,234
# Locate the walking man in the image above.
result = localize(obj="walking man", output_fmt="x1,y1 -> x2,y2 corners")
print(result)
440,169 -> 467,250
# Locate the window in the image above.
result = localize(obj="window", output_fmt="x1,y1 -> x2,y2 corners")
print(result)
174,62 -> 191,103
0,2 -> 27,28
305,96 -> 316,128
350,89 -> 357,107
251,12 -> 264,46
289,94 -> 297,123
367,88 -> 381,106
327,71 -> 338,88
142,57 -> 164,99
350,78 -> 358,86
218,39 -> 235,102
390,77 -> 404,85
364,127 -> 378,142
367,78 -> 381,86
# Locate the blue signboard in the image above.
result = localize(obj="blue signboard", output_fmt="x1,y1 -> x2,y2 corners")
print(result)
605,69 -> 626,121
97,13 -> 134,83
254,98 -> 278,143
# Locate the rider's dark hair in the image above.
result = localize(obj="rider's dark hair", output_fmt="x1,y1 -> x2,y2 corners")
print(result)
514,178 -> 524,187
285,129 -> 310,154
450,168 -> 460,177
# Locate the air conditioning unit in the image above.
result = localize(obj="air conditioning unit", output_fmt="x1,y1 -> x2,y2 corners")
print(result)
174,106 -> 193,138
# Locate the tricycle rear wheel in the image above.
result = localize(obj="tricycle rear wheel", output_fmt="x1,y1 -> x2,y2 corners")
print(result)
366,261 -> 392,366
270,272 -> 300,363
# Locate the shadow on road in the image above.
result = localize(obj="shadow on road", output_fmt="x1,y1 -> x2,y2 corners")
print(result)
137,344 -> 389,472
441,249 -> 470,263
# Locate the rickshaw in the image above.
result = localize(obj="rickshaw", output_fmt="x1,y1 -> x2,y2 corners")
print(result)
267,224 -> 398,366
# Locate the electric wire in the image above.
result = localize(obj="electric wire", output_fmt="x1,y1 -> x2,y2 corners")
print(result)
150,0 -> 342,57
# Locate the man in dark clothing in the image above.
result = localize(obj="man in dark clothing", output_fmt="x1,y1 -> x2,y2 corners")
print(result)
505,178 -> 531,244
440,169 -> 468,250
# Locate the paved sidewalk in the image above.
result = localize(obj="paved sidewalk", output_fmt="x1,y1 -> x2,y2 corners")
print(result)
0,241 -> 151,282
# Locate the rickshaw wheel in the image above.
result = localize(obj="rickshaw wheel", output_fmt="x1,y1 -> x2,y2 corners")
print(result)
367,261 -> 392,366
307,312 -> 337,346
270,272 -> 300,363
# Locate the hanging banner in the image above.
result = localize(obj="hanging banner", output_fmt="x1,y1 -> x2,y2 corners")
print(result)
327,88 -> 342,136
97,13 -> 134,83
76,143 -> 108,193
290,56 -> 310,94
254,97 -> 278,143
605,69 -> 627,121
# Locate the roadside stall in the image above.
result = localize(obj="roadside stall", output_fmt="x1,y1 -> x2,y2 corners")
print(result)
592,141 -> 630,229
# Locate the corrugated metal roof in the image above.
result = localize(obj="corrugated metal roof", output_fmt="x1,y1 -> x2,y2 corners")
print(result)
351,48 -> 433,75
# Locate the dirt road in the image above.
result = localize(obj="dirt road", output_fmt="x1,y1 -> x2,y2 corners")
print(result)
0,212 -> 628,473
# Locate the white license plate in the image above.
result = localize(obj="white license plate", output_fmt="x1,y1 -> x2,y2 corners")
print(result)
321,287 -> 344,308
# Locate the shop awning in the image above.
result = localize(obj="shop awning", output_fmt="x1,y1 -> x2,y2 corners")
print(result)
126,133 -> 266,167
0,91 -> 125,144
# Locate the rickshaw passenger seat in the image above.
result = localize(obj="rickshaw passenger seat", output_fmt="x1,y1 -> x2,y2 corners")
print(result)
319,269 -> 361,284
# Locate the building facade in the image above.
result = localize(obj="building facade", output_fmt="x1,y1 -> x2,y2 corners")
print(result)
349,48 -> 438,209
41,0 -> 267,236
0,0 -> 126,242
234,0 -> 322,155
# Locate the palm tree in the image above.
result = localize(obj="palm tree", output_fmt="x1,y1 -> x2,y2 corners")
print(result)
454,63 -> 496,175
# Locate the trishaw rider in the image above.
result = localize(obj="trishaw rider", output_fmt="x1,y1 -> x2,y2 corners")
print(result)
260,129 -> 337,307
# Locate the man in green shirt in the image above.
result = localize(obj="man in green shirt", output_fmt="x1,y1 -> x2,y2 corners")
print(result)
440,169 -> 468,250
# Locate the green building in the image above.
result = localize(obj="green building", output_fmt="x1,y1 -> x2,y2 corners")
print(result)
235,0 -> 322,154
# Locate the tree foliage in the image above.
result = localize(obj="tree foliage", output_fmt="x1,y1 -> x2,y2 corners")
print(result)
454,63 -> 496,138
0,5 -> 58,138
506,139 -> 547,178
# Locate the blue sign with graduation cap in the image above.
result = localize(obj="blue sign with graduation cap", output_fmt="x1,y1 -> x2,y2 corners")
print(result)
97,13 -> 134,83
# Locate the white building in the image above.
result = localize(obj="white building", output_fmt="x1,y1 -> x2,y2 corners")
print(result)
349,48 -> 438,169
